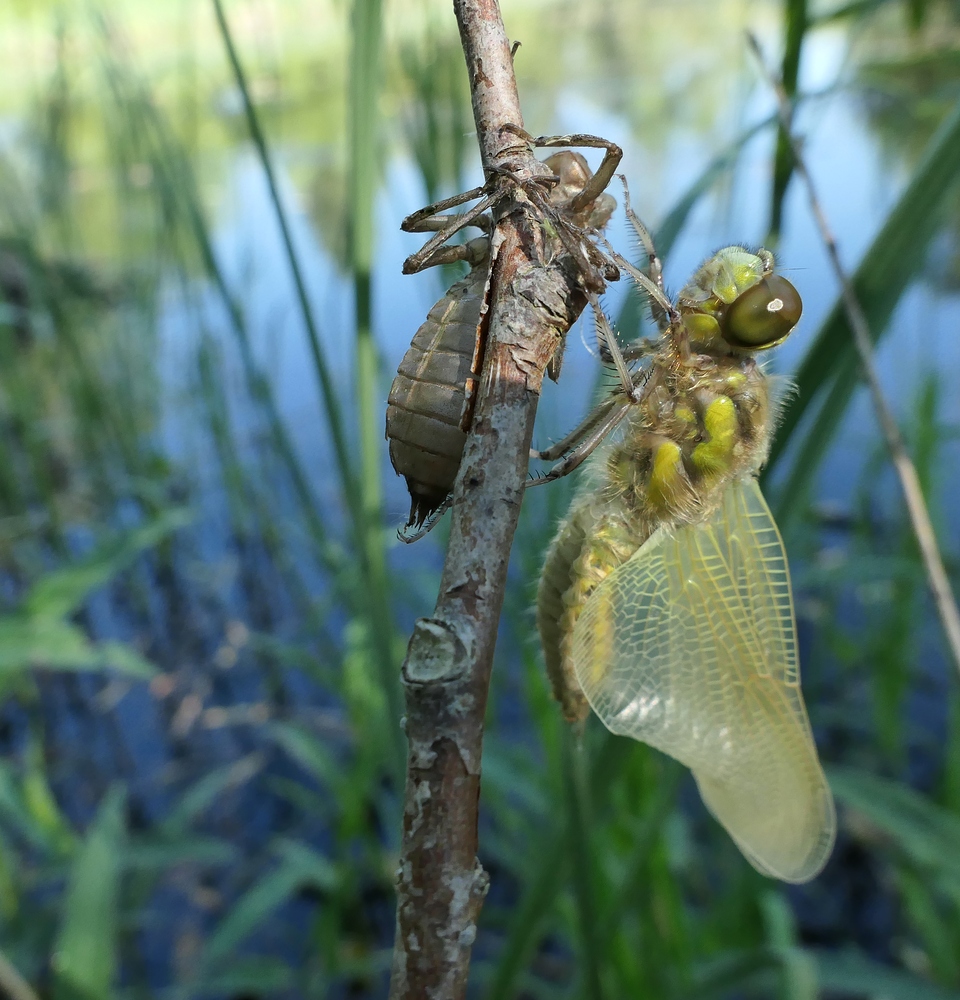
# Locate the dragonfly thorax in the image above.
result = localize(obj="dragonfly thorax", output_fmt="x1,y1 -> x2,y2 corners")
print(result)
604,352 -> 772,528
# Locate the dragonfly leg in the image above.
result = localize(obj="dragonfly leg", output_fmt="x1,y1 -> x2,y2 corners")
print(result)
589,292 -> 638,398
614,338 -> 661,364
492,124 -> 623,292
408,236 -> 489,270
528,398 -> 632,486
599,235 -> 678,329
614,176 -> 673,333
403,210 -> 493,236
532,393 -> 622,461
516,174 -> 620,291
619,177 -> 664,296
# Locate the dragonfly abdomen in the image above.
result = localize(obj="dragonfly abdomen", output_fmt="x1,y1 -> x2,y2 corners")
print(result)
538,498 -> 646,719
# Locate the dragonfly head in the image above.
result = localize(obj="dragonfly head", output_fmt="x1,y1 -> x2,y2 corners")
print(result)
678,246 -> 802,354
722,273 -> 802,350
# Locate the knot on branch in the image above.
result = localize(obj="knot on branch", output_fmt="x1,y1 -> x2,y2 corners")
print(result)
402,618 -> 484,774
403,618 -> 469,683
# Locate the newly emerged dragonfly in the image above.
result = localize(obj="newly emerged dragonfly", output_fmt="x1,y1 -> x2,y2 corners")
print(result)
387,130 -> 621,540
536,185 -> 836,883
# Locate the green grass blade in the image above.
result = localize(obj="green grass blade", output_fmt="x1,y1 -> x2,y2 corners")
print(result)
679,948 -> 782,1000
766,95 -> 960,526
52,786 -> 126,1000
24,507 -> 192,620
267,721 -> 344,793
0,620 -> 154,678
562,730 -> 604,1000
22,739 -> 76,856
211,0 -> 360,516
0,761 -> 61,851
769,0 -> 808,235
186,957 -> 294,997
195,840 -> 340,974
760,890 -> 818,1000
0,949 -> 40,1000
485,836 -> 567,1000
828,765 -> 960,883
484,734 -> 641,999
92,25 -> 345,577
348,0 -> 404,782
899,868 -> 960,984
596,761 -> 682,944
813,949 -> 960,999
124,837 -> 236,870
161,755 -> 262,836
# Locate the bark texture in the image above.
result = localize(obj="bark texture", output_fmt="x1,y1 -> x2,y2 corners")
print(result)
388,2 -> 594,996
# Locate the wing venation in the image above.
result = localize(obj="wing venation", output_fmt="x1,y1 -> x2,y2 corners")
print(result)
571,477 -> 836,883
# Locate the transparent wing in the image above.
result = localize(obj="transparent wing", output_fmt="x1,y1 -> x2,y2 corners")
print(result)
571,478 -> 835,883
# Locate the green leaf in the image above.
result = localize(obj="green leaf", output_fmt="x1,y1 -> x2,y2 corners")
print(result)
124,836 -> 236,870
685,947 -> 960,1000
767,96 -> 960,526
900,868 -> 960,984
23,739 -> 76,856
813,948 -> 960,999
828,765 -> 960,883
760,891 -> 818,1000
196,839 -> 340,974
0,761 -> 51,850
188,956 -> 294,996
95,642 -> 156,679
52,786 -> 126,1000
23,507 -> 192,620
681,947 -> 782,999
0,619 -> 155,678
266,721 -> 343,791
273,838 -> 340,889
161,754 -> 262,836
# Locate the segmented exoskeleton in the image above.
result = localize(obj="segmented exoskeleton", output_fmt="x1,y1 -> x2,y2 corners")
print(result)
534,182 -> 835,883
387,129 -> 622,540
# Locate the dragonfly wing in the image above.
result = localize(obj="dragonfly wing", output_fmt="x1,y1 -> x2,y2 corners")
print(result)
570,477 -> 835,883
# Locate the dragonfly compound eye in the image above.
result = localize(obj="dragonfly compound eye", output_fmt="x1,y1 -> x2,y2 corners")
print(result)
722,275 -> 802,350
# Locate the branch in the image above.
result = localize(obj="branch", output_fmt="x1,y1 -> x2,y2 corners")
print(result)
388,3 -> 596,997
748,34 -> 960,677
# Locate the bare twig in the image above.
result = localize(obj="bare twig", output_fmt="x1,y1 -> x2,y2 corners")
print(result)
388,3 -> 600,997
748,33 -> 960,677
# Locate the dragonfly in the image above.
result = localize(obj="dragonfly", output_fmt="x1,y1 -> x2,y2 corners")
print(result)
387,129 -> 622,541
535,181 -> 836,882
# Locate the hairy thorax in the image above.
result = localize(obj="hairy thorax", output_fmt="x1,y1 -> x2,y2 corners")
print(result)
538,350 -> 775,721
605,350 -> 772,531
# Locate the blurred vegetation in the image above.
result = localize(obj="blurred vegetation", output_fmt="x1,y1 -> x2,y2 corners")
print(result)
0,0 -> 957,998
